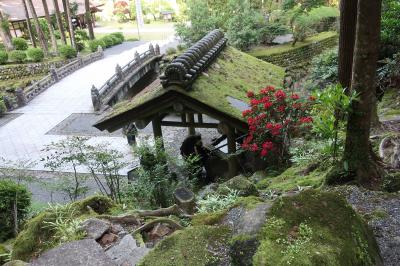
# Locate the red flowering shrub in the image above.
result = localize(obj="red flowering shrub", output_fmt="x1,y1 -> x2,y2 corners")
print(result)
241,85 -> 314,163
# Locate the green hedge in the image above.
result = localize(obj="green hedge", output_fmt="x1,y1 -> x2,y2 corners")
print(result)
59,45 -> 77,59
12,38 -> 28,51
0,50 -> 8,64
88,39 -> 106,52
0,99 -> 6,115
26,48 -> 44,62
9,50 -> 27,63
0,180 -> 31,242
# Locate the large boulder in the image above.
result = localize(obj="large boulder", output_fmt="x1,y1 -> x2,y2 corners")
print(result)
29,239 -> 116,266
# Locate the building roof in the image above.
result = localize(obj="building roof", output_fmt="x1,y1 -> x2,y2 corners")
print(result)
0,0 -> 102,22
94,45 -> 285,133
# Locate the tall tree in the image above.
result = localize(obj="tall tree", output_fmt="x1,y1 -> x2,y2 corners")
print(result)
62,0 -> 72,46
63,0 -> 76,49
41,0 -> 58,53
337,0 -> 358,89
342,0 -> 383,187
22,0 -> 36,48
26,0 -> 49,56
0,10 -> 14,51
85,0 -> 95,40
52,0 -> 67,44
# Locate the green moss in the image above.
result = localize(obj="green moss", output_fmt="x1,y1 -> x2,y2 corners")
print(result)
218,175 -> 258,196
70,195 -> 115,215
249,32 -> 337,57
364,208 -> 388,221
138,225 -> 231,266
378,88 -> 400,120
234,196 -> 264,210
191,210 -> 227,226
256,165 -> 325,192
253,190 -> 382,266
102,46 -> 285,123
382,172 -> 400,193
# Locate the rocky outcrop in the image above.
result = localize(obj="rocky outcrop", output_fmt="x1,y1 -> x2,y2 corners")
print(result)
80,218 -> 111,240
105,235 -> 150,266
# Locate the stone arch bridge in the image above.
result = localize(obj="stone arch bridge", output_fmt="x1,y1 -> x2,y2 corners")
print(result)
91,44 -> 163,111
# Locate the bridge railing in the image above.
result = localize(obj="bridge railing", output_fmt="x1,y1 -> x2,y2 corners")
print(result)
91,43 -> 161,111
20,47 -> 104,106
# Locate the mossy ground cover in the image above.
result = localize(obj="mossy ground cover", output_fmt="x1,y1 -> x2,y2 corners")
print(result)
138,225 -> 231,266
378,88 -> 400,120
253,190 -> 382,266
11,195 -> 115,262
249,31 -> 337,58
256,165 -> 326,192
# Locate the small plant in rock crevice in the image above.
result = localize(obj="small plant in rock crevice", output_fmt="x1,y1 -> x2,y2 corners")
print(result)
196,189 -> 239,213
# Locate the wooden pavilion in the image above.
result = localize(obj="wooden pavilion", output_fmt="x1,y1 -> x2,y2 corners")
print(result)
94,30 -> 285,177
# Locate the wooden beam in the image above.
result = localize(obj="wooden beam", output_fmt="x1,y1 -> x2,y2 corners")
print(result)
160,121 -> 219,128
226,125 -> 236,153
181,113 -> 186,123
187,113 -> 195,135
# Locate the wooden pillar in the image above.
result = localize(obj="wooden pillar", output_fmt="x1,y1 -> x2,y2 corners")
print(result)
197,113 -> 203,124
226,125 -> 238,178
187,113 -> 195,135
152,115 -> 164,147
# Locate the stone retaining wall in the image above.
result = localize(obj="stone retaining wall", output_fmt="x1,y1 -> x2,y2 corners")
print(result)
0,59 -> 74,81
254,34 -> 338,67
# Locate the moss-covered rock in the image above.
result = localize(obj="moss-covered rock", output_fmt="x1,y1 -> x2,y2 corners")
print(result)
191,210 -> 227,226
12,196 -> 114,262
253,190 -> 383,266
219,175 -> 258,196
382,172 -> 400,193
138,225 -> 231,266
3,260 -> 28,266
229,234 -> 259,266
70,195 -> 115,215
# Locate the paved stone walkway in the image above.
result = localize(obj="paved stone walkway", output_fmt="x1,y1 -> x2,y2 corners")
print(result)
0,39 -> 174,173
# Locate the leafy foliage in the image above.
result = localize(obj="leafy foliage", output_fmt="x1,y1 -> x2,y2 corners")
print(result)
0,99 -> 6,115
110,32 -> 125,43
196,189 -> 239,213
59,45 -> 77,59
0,180 -> 31,241
9,50 -> 26,63
381,0 -> 400,56
309,47 -> 338,88
26,48 -> 44,62
74,30 -> 89,52
11,38 -> 28,51
0,50 -> 8,64
101,35 -> 114,48
88,39 -> 106,52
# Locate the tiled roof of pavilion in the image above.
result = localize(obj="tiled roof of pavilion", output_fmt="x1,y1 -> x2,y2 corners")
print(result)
94,30 -> 285,132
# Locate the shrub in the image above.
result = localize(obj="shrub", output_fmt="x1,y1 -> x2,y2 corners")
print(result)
0,50 -> 8,64
101,35 -> 114,48
260,23 -> 289,45
75,29 -> 89,52
12,38 -> 28,51
110,35 -> 122,45
310,48 -> 338,88
0,99 -> 6,116
26,48 -> 44,62
59,45 -> 77,59
0,180 -> 31,242
88,39 -> 106,52
166,47 -> 177,55
197,189 -> 239,213
177,44 -> 187,51
9,50 -> 27,63
110,32 -> 125,42
241,86 -> 314,164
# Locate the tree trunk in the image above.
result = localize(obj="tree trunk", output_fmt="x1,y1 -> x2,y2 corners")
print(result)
22,0 -> 36,47
42,0 -> 58,53
0,10 -> 14,51
26,0 -> 49,56
343,0 -> 383,187
52,0 -> 67,44
338,0 -> 358,90
64,0 -> 76,49
85,0 -> 95,40
62,0 -> 72,46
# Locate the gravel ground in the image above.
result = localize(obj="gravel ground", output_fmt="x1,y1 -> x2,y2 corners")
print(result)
332,185 -> 400,266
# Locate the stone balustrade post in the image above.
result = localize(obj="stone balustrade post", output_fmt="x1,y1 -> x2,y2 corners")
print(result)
91,85 -> 102,111
149,44 -> 155,55
135,51 -> 141,64
155,44 -> 160,55
97,45 -> 103,53
50,66 -> 59,82
15,88 -> 27,107
115,64 -> 123,80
